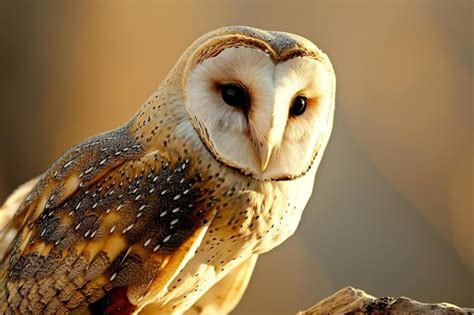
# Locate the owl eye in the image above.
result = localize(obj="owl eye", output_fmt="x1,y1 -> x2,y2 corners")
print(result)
220,83 -> 249,109
290,96 -> 307,116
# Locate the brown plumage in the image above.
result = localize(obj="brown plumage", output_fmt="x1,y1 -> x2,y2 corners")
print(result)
0,26 -> 335,314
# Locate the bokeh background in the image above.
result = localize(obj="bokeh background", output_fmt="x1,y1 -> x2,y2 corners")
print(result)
0,0 -> 472,313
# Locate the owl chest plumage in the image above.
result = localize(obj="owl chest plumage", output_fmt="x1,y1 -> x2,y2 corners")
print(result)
151,160 -> 309,313
148,153 -> 303,314
149,180 -> 302,314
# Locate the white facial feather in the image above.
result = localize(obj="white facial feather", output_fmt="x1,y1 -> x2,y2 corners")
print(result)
185,46 -> 334,180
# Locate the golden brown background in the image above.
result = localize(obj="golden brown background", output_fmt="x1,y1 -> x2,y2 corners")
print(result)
0,0 -> 472,313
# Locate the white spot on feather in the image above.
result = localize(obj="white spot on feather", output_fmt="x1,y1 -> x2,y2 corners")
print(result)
109,272 -> 117,281
122,224 -> 134,233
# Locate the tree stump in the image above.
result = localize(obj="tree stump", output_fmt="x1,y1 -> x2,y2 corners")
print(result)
298,287 -> 472,314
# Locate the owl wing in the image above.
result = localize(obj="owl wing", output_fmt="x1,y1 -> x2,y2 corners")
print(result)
184,254 -> 258,315
0,176 -> 40,260
0,125 -> 215,314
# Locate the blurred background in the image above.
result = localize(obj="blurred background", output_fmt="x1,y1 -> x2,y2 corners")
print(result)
0,0 -> 472,313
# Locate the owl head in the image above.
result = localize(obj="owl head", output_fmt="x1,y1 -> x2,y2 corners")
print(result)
173,26 -> 335,181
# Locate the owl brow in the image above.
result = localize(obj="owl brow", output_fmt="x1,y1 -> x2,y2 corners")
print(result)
281,48 -> 320,62
195,41 -> 321,67
193,37 -> 274,66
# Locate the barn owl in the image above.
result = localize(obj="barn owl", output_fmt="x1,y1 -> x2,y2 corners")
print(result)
0,26 -> 335,314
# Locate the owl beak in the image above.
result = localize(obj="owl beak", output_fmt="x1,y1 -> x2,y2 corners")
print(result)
259,144 -> 273,172
257,135 -> 280,173
252,99 -> 287,173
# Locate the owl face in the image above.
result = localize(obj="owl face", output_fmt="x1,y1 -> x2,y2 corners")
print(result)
182,27 -> 335,181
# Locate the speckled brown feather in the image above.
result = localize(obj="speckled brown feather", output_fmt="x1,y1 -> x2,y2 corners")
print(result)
0,133 -> 220,313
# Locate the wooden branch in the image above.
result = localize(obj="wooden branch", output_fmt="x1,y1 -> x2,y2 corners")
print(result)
298,287 -> 473,314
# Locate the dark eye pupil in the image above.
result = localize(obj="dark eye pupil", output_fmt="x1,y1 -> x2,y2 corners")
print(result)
290,96 -> 307,116
220,83 -> 249,109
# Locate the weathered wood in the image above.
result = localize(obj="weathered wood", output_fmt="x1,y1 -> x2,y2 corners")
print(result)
299,287 -> 472,314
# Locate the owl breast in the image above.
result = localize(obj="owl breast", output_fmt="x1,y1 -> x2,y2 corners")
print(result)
148,163 -> 313,314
